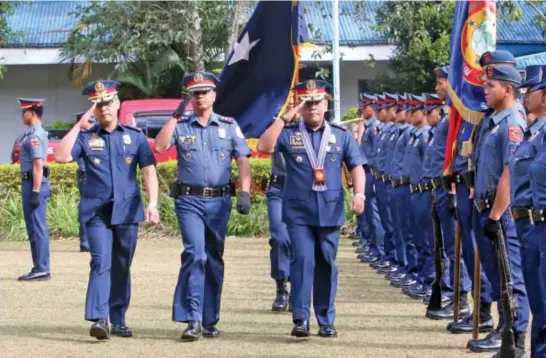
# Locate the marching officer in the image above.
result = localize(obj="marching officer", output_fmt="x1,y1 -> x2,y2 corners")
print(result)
153,71 -> 252,341
470,66 -> 530,356
257,79 -> 365,338
55,80 -> 160,340
264,127 -> 291,312
16,98 -> 51,281
74,109 -> 96,253
513,65 -> 546,357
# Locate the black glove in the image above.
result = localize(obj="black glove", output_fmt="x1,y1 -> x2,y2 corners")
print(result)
484,218 -> 502,241
236,191 -> 251,215
31,191 -> 40,209
447,193 -> 457,218
172,93 -> 192,119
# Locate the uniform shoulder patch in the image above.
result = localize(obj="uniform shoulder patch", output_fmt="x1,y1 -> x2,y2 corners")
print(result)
285,122 -> 298,128
508,126 -> 523,143
177,115 -> 190,123
218,116 -> 234,124
329,122 -> 347,131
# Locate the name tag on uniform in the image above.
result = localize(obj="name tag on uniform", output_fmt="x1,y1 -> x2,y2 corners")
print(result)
88,134 -> 105,151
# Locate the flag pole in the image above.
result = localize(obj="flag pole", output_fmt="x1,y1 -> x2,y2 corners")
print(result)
332,0 -> 341,123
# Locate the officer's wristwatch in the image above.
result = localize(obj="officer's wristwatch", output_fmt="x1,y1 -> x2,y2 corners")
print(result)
354,193 -> 365,201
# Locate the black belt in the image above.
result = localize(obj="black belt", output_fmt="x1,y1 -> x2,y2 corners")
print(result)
532,209 -> 546,224
452,173 -> 465,184
419,182 -> 433,192
431,177 -> 443,189
511,207 -> 532,221
20,166 -> 50,181
392,176 -> 410,188
474,197 -> 494,213
409,184 -> 419,193
269,174 -> 285,186
172,184 -> 230,198
381,173 -> 391,183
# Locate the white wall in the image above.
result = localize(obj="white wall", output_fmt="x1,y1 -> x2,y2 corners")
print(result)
0,64 -> 114,163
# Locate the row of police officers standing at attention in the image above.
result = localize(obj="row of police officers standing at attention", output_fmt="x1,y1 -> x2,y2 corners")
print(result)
347,50 -> 546,357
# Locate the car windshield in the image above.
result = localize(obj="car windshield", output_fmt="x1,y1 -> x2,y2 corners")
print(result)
133,111 -> 173,139
48,129 -> 69,140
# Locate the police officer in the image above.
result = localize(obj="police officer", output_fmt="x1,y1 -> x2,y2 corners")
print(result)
153,71 -> 252,341
514,65 -> 546,357
16,98 -> 51,281
366,94 -> 397,274
257,79 -> 365,338
55,80 -> 160,340
74,109 -> 96,253
265,140 -> 291,312
470,66 -> 530,356
424,66 -> 473,317
357,93 -> 384,264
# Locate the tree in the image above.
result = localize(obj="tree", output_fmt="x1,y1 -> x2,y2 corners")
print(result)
0,1 -> 18,80
60,1 -> 232,98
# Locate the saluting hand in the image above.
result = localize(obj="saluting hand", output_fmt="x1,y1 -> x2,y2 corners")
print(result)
282,100 -> 306,123
145,205 -> 160,225
350,196 -> 365,216
78,103 -> 97,128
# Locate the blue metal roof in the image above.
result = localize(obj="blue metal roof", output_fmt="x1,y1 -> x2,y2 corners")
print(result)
4,1 -> 546,48
516,51 -> 546,69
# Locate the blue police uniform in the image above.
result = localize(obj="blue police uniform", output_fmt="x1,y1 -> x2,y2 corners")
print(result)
472,66 -> 530,337
16,98 -> 51,281
70,80 -> 157,338
357,93 -> 384,259
75,111 -> 91,252
274,80 -> 365,334
373,113 -> 397,269
267,151 -> 290,282
515,68 -> 546,357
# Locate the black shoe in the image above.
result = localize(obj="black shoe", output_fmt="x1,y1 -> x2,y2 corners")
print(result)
405,285 -> 431,300
352,241 -> 363,247
467,326 -> 502,352
446,314 -> 494,334
89,319 -> 110,340
386,271 -> 405,280
377,265 -> 398,274
318,325 -> 337,338
291,320 -> 310,338
17,270 -> 51,281
111,324 -> 132,337
427,300 -> 471,320
181,321 -> 202,341
288,295 -> 292,312
360,255 -> 380,263
202,325 -> 219,338
371,260 -> 391,269
272,280 -> 289,312
423,293 -> 451,306
390,276 -> 416,288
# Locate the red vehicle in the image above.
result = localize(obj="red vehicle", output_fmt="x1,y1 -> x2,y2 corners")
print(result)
11,98 -> 269,164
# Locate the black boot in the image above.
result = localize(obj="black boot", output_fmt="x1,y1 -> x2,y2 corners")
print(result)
446,302 -> 494,333
467,322 -> 502,353
426,294 -> 471,320
272,280 -> 289,312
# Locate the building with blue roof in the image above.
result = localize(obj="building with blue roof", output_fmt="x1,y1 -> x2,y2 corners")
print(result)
0,1 -> 545,163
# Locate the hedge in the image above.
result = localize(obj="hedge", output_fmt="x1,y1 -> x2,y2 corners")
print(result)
0,159 -> 356,241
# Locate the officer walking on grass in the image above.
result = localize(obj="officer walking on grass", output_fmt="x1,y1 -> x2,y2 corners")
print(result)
257,79 -> 365,338
153,71 -> 252,341
16,98 -> 51,282
74,110 -> 96,253
55,80 -> 160,340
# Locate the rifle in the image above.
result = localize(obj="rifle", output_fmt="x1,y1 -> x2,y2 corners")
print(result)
426,198 -> 445,312
452,223 -> 462,322
489,222 -> 517,357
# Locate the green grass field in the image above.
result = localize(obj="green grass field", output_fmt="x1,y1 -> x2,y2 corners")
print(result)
0,236 -> 520,357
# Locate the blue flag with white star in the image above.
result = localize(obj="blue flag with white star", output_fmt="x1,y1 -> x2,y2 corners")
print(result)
213,0 -> 309,138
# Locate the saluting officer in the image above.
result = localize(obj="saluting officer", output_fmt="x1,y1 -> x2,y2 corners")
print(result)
513,65 -> 546,357
16,98 -> 51,281
257,79 -> 365,338
74,109 -> 96,253
55,80 -> 160,340
153,71 -> 252,341
470,66 -> 530,356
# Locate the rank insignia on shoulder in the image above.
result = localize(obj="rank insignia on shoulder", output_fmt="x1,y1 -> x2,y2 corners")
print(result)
178,115 -> 190,122
330,122 -> 346,131
219,116 -> 234,123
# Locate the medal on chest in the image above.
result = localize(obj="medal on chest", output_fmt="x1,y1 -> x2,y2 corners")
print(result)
313,168 -> 326,185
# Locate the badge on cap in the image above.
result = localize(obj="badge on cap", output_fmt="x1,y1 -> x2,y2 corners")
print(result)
123,134 -> 131,145
94,81 -> 106,95
218,128 -> 226,139
307,80 -> 316,91
193,72 -> 204,82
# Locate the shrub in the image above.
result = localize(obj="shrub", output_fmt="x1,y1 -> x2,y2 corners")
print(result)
342,106 -> 360,122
